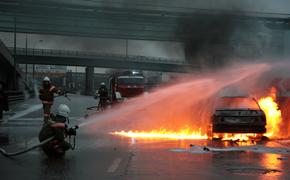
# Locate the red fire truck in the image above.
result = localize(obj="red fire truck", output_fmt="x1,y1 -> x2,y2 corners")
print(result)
109,71 -> 145,102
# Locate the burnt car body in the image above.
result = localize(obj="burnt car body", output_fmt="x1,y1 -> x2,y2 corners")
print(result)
212,97 -> 266,133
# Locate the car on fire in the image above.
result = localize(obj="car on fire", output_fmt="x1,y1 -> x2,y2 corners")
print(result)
212,97 -> 266,134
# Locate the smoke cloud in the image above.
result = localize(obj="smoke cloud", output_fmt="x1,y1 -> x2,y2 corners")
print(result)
176,11 -> 283,68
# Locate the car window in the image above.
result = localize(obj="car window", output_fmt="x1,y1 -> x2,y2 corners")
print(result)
216,97 -> 260,109
117,76 -> 145,85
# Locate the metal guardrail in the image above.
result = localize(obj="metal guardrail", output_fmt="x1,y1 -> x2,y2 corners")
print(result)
10,48 -> 188,65
5,91 -> 25,105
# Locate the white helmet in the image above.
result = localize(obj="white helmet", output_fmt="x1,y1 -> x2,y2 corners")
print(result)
57,104 -> 71,118
100,82 -> 106,86
43,76 -> 50,82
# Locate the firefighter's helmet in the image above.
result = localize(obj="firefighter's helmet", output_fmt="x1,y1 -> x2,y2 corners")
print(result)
57,104 -> 71,118
43,76 -> 51,82
100,82 -> 106,86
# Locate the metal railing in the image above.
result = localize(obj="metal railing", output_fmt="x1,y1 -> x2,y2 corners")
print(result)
5,91 -> 25,105
10,47 -> 188,65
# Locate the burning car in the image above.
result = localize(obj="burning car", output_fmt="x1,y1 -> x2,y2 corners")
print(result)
212,97 -> 266,134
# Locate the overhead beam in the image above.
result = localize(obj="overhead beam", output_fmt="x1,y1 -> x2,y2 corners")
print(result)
0,1 -> 289,41
15,55 -> 193,73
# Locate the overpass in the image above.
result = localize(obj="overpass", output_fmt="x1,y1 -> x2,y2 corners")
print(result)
13,48 -> 194,72
0,0 -> 289,41
0,40 -> 27,90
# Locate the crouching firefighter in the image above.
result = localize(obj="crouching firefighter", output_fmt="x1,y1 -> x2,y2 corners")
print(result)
38,104 -> 78,157
39,77 -> 61,122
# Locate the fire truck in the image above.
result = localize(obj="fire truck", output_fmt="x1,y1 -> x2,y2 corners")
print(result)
109,71 -> 145,102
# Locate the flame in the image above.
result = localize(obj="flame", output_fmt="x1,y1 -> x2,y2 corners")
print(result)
213,133 -> 259,141
112,88 -> 283,141
112,127 -> 208,140
258,88 -> 282,138
213,88 -> 283,141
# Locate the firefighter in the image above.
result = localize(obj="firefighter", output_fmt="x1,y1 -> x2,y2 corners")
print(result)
98,82 -> 109,109
0,82 -> 9,120
39,104 -> 75,155
39,77 -> 61,122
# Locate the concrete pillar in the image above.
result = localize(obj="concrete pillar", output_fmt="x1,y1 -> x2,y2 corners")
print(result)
85,67 -> 94,95
284,30 -> 290,59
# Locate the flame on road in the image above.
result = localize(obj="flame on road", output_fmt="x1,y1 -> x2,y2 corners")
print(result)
213,133 -> 259,141
112,88 -> 283,141
112,127 -> 208,140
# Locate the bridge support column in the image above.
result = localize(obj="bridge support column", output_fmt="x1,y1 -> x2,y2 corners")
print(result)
85,67 -> 94,95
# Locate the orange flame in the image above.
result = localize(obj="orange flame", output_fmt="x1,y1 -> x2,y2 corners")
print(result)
213,133 -> 259,141
258,88 -> 282,138
112,127 -> 208,140
215,88 -> 283,141
112,88 -> 283,141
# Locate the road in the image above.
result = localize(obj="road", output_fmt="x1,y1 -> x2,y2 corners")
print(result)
1,94 -> 290,180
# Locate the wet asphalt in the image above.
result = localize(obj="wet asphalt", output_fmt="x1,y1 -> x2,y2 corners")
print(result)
0,95 -> 290,180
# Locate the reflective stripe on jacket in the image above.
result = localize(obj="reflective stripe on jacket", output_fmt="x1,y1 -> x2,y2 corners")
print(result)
42,101 -> 53,105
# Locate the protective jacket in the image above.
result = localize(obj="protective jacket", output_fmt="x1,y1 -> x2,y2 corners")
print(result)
98,86 -> 108,99
38,115 -> 70,152
39,85 -> 58,105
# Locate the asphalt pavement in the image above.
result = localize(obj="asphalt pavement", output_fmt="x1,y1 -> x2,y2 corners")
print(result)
1,95 -> 290,180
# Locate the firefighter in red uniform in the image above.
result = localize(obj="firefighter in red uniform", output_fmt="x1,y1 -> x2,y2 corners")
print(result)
39,77 -> 60,122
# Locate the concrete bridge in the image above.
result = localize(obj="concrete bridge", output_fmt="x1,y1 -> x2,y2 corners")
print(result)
0,0 -> 289,41
13,48 -> 194,72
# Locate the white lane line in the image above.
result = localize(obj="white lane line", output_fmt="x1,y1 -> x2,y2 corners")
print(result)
107,158 -> 122,173
8,104 -> 42,120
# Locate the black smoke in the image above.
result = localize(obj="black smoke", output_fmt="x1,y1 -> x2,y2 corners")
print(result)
176,12 -> 277,68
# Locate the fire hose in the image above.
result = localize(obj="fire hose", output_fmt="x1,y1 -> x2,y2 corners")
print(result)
0,126 -> 79,157
0,92 -> 76,158
55,91 -> 71,101
0,136 -> 54,157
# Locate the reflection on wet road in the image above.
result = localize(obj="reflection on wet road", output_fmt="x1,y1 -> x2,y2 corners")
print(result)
123,138 -> 290,179
1,130 -> 290,179
1,95 -> 290,180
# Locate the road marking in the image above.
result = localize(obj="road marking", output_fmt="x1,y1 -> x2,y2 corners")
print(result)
107,158 -> 122,173
8,104 -> 42,120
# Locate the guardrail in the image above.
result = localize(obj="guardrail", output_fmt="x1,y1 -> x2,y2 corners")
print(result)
10,47 -> 188,65
5,91 -> 25,105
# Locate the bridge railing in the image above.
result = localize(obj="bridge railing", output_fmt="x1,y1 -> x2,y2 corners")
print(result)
5,91 -> 25,105
10,47 -> 188,65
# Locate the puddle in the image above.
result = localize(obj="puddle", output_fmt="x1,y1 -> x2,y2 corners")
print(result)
227,167 -> 281,175
169,148 -> 188,153
169,146 -> 210,154
169,145 -> 290,155
201,145 -> 290,154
